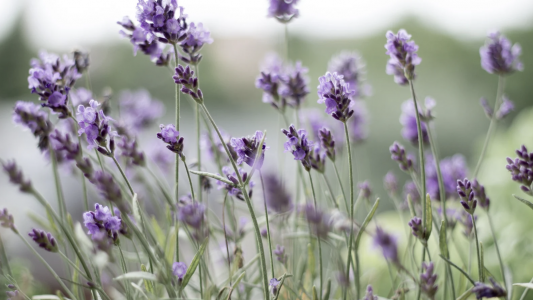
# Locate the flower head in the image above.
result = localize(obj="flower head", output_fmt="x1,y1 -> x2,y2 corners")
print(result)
0,208 -> 16,232
83,203 -> 121,248
480,31 -> 523,75
173,64 -> 204,102
157,124 -> 184,155
319,127 -> 336,161
93,171 -> 128,212
282,125 -> 314,171
268,0 -> 300,23
135,0 -> 188,44
269,278 -> 281,295
172,261 -> 187,281
216,166 -> 254,201
384,172 -> 398,195
472,179 -> 490,210
420,262 -> 438,299
373,227 -> 399,264
77,100 -> 118,152
180,22 -> 213,64
279,61 -> 309,108
2,160 -> 32,193
472,278 -> 507,299
274,245 -> 287,264
28,229 -> 58,252
389,142 -> 414,172
385,29 -> 421,85
317,72 -> 355,122
363,285 -> 378,300
457,178 -> 476,214
358,181 -> 372,200
178,198 -> 208,240
426,154 -> 468,201
263,173 -> 293,214
256,53 -> 285,110
299,204 -> 332,238
506,145 -> 533,195
230,131 -> 267,170
400,99 -> 429,146
13,101 -> 53,152
328,51 -> 369,100
408,217 -> 428,242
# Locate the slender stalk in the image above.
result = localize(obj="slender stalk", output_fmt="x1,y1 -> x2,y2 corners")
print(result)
473,75 -> 505,178
172,43 -> 181,204
416,247 -> 427,300
321,173 -> 339,209
118,246 -> 132,300
284,24 -> 290,61
200,102 -> 270,300
58,251 -> 89,280
193,64 -> 203,203
180,155 -> 196,201
342,122 -> 356,300
471,214 -> 483,281
308,172 -> 323,300
110,155 -> 134,195
18,232 -> 78,300
260,171 -> 275,278
68,106 -> 89,211
427,126 -> 456,299
332,162 -> 348,212
487,212 -> 507,291
0,235 -> 13,277
49,147 -> 66,220
519,276 -> 533,300
222,193 -> 232,284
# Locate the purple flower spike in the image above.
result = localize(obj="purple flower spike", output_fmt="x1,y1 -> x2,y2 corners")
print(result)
77,100 -> 118,153
274,245 -> 287,264
280,61 -> 309,108
472,179 -> 490,210
408,217 -> 427,242
135,0 -> 188,44
400,100 -> 429,146
2,160 -> 32,193
230,131 -> 267,170
172,261 -> 188,281
506,145 -> 533,195
256,54 -> 286,111
13,102 -> 53,153
363,285 -> 378,300
457,210 -> 476,237
263,173 -> 293,215
384,172 -> 398,195
282,125 -> 314,171
373,227 -> 399,264
420,262 -> 438,299
157,124 -> 184,156
328,51 -> 370,100
173,64 -> 204,102
300,204 -> 332,239
0,208 -> 16,232
28,229 -> 58,252
178,199 -> 208,240
268,0 -> 300,23
180,22 -> 213,65
389,142 -> 414,172
496,96 -> 514,120
269,277 -> 281,295
93,171 -> 128,213
6,290 -> 19,300
319,127 -> 336,162
358,181 -> 372,200
50,130 -> 94,179
472,278 -> 507,299
480,31 -> 523,75
216,166 -> 254,201
426,154 -> 468,201
457,178 -> 476,214
317,72 -> 355,123
385,29 -> 421,85
83,203 -> 122,249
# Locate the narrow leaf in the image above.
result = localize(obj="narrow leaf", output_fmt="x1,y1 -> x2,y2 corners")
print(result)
190,170 -> 233,185
425,193 -> 432,240
231,271 -> 246,289
307,243 -> 316,278
480,242 -> 485,282
355,198 -> 380,247
130,282 -> 150,300
114,271 -> 157,282
512,194 -> 533,211
32,296 -> 63,300
439,255 -> 475,285
181,238 -> 209,289
323,279 -> 332,300
132,193 -> 141,226
439,220 -> 449,257
312,286 -> 318,300
514,283 -> 533,289
407,194 -> 416,218
456,287 -> 473,300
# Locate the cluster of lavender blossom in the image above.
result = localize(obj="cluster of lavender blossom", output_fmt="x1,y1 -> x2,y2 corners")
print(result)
1,1 -> 531,300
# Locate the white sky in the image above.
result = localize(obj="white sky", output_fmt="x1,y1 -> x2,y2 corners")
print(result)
0,0 -> 532,49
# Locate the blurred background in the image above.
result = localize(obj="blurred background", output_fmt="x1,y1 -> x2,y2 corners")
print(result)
1,0 -> 533,297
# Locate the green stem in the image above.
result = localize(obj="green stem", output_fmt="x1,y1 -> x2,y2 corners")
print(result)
416,247 -> 427,300
260,171 -> 275,278
308,172 -> 323,300
200,103 -> 270,300
49,147 -> 66,221
58,251 -> 89,280
473,75 -> 505,178
321,173 -> 339,209
519,276 -> 533,300
487,212 -> 507,292
18,233 -> 78,300
471,214 -> 483,282
194,64 -> 203,203
332,162 -> 348,213
284,24 -> 290,61
172,43 -> 181,205
0,235 -> 13,277
180,155 -> 196,201
342,122 -> 356,300
110,154 -> 134,195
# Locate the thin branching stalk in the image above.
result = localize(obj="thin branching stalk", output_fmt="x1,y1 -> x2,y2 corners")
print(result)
471,214 -> 483,281
487,212 -> 507,290
332,162 -> 348,212
473,75 -> 505,177
172,43 -> 181,204
260,171 -> 276,278
110,153 -> 134,195
342,121 -> 356,300
308,171 -> 323,300
181,155 -> 196,201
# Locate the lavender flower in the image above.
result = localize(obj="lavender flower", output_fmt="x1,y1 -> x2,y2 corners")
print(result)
118,20 -> 171,65
172,261 -> 187,281
113,208 -> 132,239
135,0 -> 188,44
408,217 -> 427,241
480,31 -> 523,75
385,29 -> 421,85
457,178 -> 476,214
83,203 -> 121,246
309,146 -> 326,173
28,229 -> 58,252
267,0 -> 300,23
363,285 -> 378,300
13,101 -> 53,152
400,100 -> 429,146
348,100 -> 368,143
256,53 -> 285,111
280,61 -> 309,108
496,96 -> 514,120
2,160 -> 32,193
217,167 -> 254,200
384,171 -> 398,195
0,208 -> 16,232
506,145 -> 533,194
157,124 -> 184,156
6,290 -> 19,300
472,179 -> 490,210
28,50 -> 81,117
269,278 -> 281,295
77,100 -> 118,153
70,88 -> 93,106
389,142 -> 414,172
93,171 -> 128,212
178,198 -> 208,240
301,109 -> 344,148
420,262 -> 438,299
373,227 -> 399,264
180,22 -> 213,65
50,129 -> 94,179
282,125 -> 313,171
328,51 -> 369,99
358,181 -> 372,200
403,181 -> 420,205
425,154 -> 468,201
472,278 -> 507,299
300,204 -> 332,238
230,131 -> 267,169
173,64 -> 204,102
118,90 -> 164,133
73,50 -> 90,74
317,72 -> 355,123
263,173 -> 293,214
116,137 -> 146,167
274,245 -> 287,264
319,127 -> 336,161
